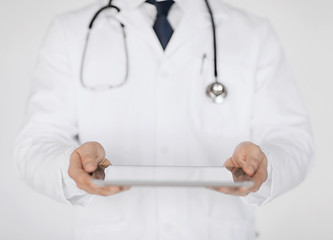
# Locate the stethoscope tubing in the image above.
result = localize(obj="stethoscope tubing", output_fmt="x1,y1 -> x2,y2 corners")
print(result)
80,0 -> 227,103
80,0 -> 129,90
203,0 -> 218,82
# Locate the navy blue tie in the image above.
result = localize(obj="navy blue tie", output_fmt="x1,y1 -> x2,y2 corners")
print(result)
146,0 -> 175,50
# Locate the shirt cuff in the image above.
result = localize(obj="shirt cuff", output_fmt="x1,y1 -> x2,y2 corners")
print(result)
60,146 -> 95,206
241,145 -> 274,206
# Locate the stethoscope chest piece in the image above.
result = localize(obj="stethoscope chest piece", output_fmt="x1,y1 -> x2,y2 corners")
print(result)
206,82 -> 227,104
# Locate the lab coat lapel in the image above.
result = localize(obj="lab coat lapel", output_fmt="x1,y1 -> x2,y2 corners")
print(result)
165,10 -> 210,56
164,1 -> 229,58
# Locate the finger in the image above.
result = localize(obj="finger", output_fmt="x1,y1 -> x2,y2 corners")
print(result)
223,157 -> 233,167
75,176 -> 122,196
223,157 -> 240,169
224,154 -> 244,169
247,163 -> 268,193
91,158 -> 112,180
87,178 -> 131,195
75,172 -> 95,193
82,156 -> 103,173
219,186 -> 250,197
69,151 -> 89,182
242,155 -> 261,176
98,158 -> 111,168
206,186 -> 250,197
93,186 -> 131,196
68,152 -> 102,193
77,149 -> 105,173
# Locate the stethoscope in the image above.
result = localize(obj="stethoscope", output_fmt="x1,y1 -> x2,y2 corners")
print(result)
81,0 -> 227,104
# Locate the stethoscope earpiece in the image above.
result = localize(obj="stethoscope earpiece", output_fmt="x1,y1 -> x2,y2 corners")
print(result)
206,82 -> 227,104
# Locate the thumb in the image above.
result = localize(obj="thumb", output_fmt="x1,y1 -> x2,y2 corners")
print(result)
223,157 -> 235,168
76,142 -> 106,173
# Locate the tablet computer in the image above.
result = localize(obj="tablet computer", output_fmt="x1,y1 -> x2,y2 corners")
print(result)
93,165 -> 253,188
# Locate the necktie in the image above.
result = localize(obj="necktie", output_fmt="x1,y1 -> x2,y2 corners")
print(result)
146,0 -> 175,50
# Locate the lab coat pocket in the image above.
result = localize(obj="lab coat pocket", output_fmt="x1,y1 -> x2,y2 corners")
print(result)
190,58 -> 254,137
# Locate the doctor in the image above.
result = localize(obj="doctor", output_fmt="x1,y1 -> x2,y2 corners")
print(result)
14,0 -> 314,239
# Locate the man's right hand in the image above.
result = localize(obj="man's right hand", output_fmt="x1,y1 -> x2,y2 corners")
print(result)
68,141 -> 130,196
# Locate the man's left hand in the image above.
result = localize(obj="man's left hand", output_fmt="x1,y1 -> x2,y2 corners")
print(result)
207,141 -> 268,197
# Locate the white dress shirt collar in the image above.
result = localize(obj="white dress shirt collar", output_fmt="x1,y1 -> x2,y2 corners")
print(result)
98,0 -> 189,11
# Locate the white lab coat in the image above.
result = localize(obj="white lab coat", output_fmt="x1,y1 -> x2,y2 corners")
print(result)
14,0 -> 314,239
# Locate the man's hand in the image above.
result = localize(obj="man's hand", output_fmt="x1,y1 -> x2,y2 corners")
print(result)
208,141 -> 268,197
68,142 -> 130,196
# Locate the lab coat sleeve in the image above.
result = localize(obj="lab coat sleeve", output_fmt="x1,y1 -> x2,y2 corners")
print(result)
13,17 -> 93,206
243,22 -> 315,206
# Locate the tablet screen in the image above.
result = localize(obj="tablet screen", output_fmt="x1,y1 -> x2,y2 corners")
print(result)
93,165 -> 253,188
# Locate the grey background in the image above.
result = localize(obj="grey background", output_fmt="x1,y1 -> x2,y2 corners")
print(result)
0,0 -> 332,239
